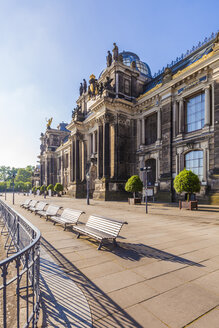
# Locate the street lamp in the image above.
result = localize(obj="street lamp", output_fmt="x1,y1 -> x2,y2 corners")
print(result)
12,173 -> 15,205
140,166 -> 151,214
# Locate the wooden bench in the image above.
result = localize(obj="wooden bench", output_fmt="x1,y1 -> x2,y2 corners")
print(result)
37,204 -> 61,220
73,215 -> 128,250
29,201 -> 48,214
20,199 -> 31,208
23,199 -> 38,209
50,208 -> 85,230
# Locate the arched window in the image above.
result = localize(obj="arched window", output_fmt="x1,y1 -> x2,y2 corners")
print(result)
185,150 -> 203,181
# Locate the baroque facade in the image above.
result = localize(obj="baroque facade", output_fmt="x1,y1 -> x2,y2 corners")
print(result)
39,32 -> 219,203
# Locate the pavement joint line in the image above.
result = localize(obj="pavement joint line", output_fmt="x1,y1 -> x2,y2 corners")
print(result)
182,304 -> 219,327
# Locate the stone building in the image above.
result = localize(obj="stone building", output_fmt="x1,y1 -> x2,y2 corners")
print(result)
39,32 -> 219,203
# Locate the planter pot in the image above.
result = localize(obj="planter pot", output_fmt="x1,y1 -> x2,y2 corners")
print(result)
128,198 -> 141,205
179,200 -> 198,210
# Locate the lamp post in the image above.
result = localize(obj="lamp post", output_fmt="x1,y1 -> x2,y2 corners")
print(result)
12,173 -> 15,205
140,166 -> 151,214
86,172 -> 90,205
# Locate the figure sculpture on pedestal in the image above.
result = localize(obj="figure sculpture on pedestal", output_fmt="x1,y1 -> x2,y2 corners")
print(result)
112,43 -> 119,61
106,51 -> 112,67
83,79 -> 87,93
79,83 -> 83,96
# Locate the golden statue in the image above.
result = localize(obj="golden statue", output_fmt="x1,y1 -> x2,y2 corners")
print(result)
46,117 -> 53,129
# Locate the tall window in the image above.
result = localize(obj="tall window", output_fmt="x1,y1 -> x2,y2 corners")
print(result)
185,150 -> 203,181
186,93 -> 205,132
145,113 -> 157,145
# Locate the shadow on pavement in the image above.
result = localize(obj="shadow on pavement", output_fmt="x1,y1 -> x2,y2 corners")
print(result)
40,237 -> 143,328
106,242 -> 204,267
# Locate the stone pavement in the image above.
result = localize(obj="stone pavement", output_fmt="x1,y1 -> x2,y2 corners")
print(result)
2,194 -> 219,328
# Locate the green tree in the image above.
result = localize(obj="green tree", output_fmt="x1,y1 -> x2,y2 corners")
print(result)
54,183 -> 63,196
40,185 -> 47,194
0,182 -> 7,192
24,182 -> 32,192
0,166 -> 10,181
125,175 -> 143,198
15,168 -> 32,183
174,169 -> 200,200
47,184 -> 54,191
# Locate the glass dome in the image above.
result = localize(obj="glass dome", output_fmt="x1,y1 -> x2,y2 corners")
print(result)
120,51 -> 152,78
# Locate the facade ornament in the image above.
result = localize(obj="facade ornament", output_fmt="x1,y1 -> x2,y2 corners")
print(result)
112,42 -> 119,61
79,83 -> 83,96
46,117 -> 53,129
104,76 -> 113,91
106,51 -> 112,67
88,74 -> 98,98
131,60 -> 136,69
213,31 -> 219,53
83,79 -> 87,93
162,67 -> 173,84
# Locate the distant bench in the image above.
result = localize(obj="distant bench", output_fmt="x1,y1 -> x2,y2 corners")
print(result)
50,208 -> 85,230
37,204 -> 61,220
73,215 -> 128,250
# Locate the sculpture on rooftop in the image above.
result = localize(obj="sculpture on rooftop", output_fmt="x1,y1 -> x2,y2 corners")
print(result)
106,51 -> 112,67
113,43 -> 119,61
79,83 -> 83,96
46,117 -> 53,129
83,79 -> 87,93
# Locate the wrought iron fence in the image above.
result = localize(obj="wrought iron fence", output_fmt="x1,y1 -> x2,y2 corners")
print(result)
0,199 -> 41,328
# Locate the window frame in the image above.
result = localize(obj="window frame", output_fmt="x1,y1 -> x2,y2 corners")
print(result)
185,92 -> 205,133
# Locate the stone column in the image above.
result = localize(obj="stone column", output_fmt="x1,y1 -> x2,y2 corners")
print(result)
72,140 -> 75,181
179,99 -> 184,134
173,101 -> 178,137
81,141 -> 85,181
141,117 -> 145,144
203,148 -> 207,182
93,131 -> 96,153
97,124 -> 103,178
155,158 -> 159,182
175,154 -> 179,175
157,109 -> 161,141
205,86 -> 211,126
137,119 -> 141,148
103,121 -> 110,178
75,138 -> 80,182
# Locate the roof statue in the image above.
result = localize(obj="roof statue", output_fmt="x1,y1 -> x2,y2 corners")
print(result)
83,79 -> 87,93
106,51 -> 112,67
46,117 -> 53,129
79,83 -> 83,96
113,43 -> 119,61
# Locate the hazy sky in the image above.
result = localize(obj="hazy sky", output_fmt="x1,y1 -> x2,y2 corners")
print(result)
0,0 -> 218,168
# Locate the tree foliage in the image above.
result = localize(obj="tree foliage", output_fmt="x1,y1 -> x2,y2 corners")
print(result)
125,175 -> 143,198
47,184 -> 54,191
174,169 -> 200,196
54,183 -> 63,193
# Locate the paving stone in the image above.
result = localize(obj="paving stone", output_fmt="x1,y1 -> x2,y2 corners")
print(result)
142,283 -> 219,328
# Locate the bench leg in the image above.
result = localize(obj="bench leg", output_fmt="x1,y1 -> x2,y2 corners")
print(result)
98,241 -> 103,250
64,224 -> 67,231
77,233 -> 80,239
113,239 -> 117,247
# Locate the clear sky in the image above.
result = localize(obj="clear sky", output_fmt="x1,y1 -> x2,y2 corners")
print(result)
0,0 -> 218,168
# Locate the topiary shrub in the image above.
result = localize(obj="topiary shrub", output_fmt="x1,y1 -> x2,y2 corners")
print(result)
125,175 -> 143,198
174,169 -> 200,200
47,184 -> 54,191
40,185 -> 47,195
32,186 -> 37,194
54,183 -> 63,196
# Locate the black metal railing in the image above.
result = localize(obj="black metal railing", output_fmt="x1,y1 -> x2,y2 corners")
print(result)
0,199 -> 41,328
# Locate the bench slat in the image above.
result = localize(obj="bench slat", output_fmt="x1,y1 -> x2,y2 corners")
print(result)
50,208 -> 84,230
73,215 -> 127,250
